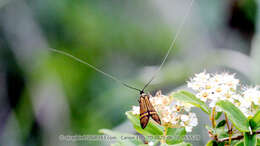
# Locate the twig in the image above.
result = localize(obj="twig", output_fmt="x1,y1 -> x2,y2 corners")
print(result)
211,107 -> 216,128
216,131 -> 260,142
161,127 -> 168,144
224,113 -> 232,145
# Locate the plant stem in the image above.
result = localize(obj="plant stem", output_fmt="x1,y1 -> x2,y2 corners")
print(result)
161,127 -> 168,144
224,113 -> 232,145
211,107 -> 216,128
216,131 -> 260,142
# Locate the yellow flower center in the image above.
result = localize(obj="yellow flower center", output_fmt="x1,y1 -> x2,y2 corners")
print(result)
162,98 -> 169,105
227,82 -> 233,86
206,85 -> 211,89
202,92 -> 208,98
176,106 -> 181,112
225,93 -> 231,98
216,87 -> 222,93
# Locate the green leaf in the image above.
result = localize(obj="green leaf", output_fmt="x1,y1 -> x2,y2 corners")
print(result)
99,129 -> 143,145
206,140 -> 214,146
215,128 -> 229,139
215,112 -> 223,120
206,140 -> 224,146
251,110 -> 260,130
234,139 -> 260,146
125,111 -> 164,136
216,100 -> 250,132
216,120 -> 226,128
166,127 -> 186,145
172,90 -> 211,114
234,141 -> 244,146
244,132 -> 257,146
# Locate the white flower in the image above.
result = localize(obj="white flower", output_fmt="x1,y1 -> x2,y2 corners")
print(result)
185,126 -> 193,133
148,142 -> 154,146
131,106 -> 140,115
243,87 -> 260,106
180,113 -> 198,132
224,74 -> 239,89
150,97 -> 163,105
171,100 -> 193,112
240,106 -> 253,117
210,73 -> 238,88
193,71 -> 210,82
162,116 -> 171,123
196,90 -> 210,102
150,90 -> 171,106
209,100 -> 217,108
189,113 -> 198,126
233,86 -> 260,117
187,71 -> 210,91
181,115 -> 189,122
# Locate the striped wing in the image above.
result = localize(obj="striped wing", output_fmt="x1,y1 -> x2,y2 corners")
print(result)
139,96 -> 149,129
144,95 -> 161,125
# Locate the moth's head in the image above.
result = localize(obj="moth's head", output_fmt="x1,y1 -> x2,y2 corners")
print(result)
140,93 -> 149,99
139,90 -> 145,95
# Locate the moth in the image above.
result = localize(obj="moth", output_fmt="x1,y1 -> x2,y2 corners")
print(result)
139,92 -> 161,129
50,49 -> 163,129
50,0 -> 193,130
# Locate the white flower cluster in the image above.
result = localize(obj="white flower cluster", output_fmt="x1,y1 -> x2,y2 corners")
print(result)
131,91 -> 198,132
239,87 -> 260,117
187,71 -> 239,108
187,71 -> 260,117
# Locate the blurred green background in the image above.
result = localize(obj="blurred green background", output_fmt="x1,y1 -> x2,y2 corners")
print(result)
0,0 -> 259,145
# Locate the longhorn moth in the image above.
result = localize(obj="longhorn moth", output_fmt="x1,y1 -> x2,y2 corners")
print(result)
50,0 -> 194,129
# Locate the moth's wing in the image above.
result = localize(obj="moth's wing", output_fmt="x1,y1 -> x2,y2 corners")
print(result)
139,96 -> 150,129
144,95 -> 161,125
150,112 -> 161,125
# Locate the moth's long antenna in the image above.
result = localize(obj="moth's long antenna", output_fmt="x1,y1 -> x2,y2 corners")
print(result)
141,0 -> 194,92
50,48 -> 142,93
